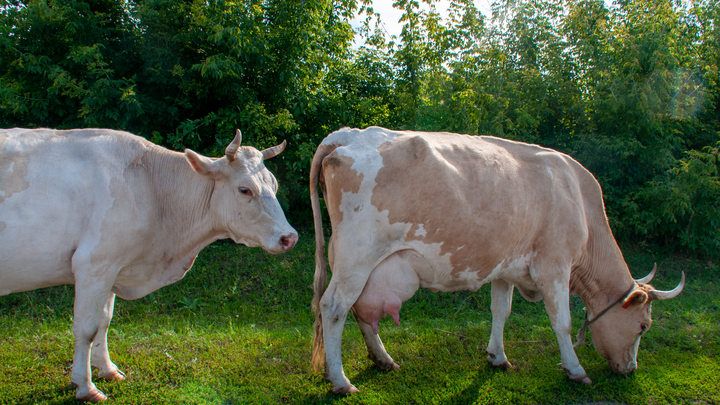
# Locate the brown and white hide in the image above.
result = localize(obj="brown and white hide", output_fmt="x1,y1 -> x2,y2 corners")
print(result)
309,126 -> 684,394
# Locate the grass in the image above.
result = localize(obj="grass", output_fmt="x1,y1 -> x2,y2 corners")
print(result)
0,230 -> 718,404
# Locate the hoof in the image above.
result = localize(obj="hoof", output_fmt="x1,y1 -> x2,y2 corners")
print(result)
101,369 -> 126,381
487,354 -> 514,370
492,360 -> 515,370
76,388 -> 107,403
367,353 -> 400,371
332,384 -> 360,395
569,374 -> 592,384
373,360 -> 400,371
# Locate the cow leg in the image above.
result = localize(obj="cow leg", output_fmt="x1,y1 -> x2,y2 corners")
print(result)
534,266 -> 592,384
70,272 -> 115,402
486,279 -> 514,369
320,276 -> 368,394
91,292 -> 125,382
350,307 -> 400,371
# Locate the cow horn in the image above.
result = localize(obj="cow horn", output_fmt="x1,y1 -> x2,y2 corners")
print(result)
262,140 -> 286,160
635,263 -> 657,284
649,272 -> 685,300
225,129 -> 242,162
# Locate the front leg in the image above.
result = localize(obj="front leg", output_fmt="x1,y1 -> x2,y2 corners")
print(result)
486,279 -> 514,369
91,292 -> 125,381
71,280 -> 114,402
536,272 -> 591,384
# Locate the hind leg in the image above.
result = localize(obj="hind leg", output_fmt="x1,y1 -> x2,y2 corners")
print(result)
350,251 -> 419,372
486,279 -> 515,369
351,307 -> 400,371
319,274 -> 368,394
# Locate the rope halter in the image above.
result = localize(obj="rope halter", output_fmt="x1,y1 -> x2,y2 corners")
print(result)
573,284 -> 637,348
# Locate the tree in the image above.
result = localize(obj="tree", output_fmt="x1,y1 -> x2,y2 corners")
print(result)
1,0 -> 718,254
0,0 -> 141,129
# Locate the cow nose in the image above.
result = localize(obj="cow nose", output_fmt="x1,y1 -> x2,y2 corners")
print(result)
279,233 -> 298,250
610,361 -> 637,375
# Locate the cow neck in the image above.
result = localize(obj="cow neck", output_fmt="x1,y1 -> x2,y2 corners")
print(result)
570,240 -> 636,320
573,282 -> 636,347
142,147 -> 219,253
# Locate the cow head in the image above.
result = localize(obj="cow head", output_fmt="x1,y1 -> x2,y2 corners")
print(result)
184,129 -> 298,253
588,266 -> 684,374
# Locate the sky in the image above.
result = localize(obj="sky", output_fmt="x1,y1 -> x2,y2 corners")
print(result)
349,0 -> 495,47
348,0 -> 616,48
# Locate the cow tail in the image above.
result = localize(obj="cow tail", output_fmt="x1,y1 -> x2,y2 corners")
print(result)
309,142 -> 338,373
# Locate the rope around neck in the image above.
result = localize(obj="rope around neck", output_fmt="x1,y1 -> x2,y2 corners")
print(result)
573,284 -> 637,348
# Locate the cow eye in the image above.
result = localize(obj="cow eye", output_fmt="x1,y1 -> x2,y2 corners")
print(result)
239,187 -> 253,197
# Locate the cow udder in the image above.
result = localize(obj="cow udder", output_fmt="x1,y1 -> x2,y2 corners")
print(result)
353,251 -> 420,334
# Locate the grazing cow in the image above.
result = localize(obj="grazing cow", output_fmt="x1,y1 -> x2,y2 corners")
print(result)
0,128 -> 297,402
309,127 -> 684,394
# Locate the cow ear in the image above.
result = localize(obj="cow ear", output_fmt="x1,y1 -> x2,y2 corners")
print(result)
185,149 -> 216,175
621,290 -> 649,309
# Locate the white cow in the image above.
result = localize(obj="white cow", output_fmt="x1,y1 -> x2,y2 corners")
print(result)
0,128 -> 297,402
309,127 -> 684,394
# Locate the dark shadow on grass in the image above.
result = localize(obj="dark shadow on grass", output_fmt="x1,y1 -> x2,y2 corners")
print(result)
14,384 -> 85,405
288,382 -> 349,405
439,362 -> 513,405
289,363 -> 399,405
348,361 -> 394,388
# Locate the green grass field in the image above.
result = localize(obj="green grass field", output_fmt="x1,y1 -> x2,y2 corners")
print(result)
1,231 -> 718,404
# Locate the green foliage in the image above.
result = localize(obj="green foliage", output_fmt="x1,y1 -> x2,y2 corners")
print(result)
1,0 -> 718,255
559,0 -> 720,256
0,0 -> 140,128
627,141 -> 720,255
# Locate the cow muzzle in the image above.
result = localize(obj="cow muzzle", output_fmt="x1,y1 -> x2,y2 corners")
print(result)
609,360 -> 637,375
279,233 -> 298,251
262,230 -> 298,254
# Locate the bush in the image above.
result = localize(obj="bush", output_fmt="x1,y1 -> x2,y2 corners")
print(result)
625,141 -> 720,257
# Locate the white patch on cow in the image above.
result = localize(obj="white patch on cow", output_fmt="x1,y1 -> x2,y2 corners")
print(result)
546,166 -> 553,180
550,281 -> 570,323
418,253 -> 536,293
485,260 -> 506,281
329,128 -> 407,270
630,336 -> 640,366
452,267 -> 485,291
551,279 -> 586,377
335,128 -> 397,179
408,237 -> 456,290
335,193 -> 414,276
552,280 -> 571,324
478,254 -> 533,284
414,223 -> 427,238
332,132 -> 394,207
